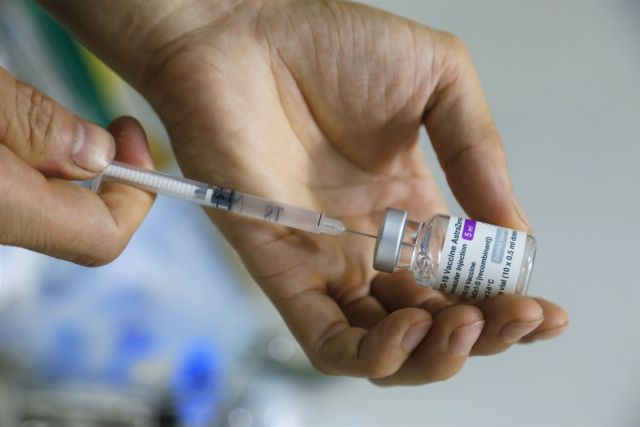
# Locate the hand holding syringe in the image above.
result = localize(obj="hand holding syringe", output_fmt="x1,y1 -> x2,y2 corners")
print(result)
97,161 -> 374,238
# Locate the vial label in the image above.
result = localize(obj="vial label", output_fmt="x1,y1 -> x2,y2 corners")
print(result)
435,217 -> 527,299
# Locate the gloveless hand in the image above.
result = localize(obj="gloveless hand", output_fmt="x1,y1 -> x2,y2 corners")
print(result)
42,0 -> 568,385
0,66 -> 154,265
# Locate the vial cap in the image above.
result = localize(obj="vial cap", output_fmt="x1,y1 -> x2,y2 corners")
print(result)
373,208 -> 408,273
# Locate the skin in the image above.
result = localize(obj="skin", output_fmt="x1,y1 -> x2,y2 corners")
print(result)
33,0 -> 567,385
0,67 -> 155,265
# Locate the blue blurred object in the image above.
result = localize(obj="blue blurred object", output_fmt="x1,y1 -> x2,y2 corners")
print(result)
43,322 -> 87,381
173,343 -> 224,426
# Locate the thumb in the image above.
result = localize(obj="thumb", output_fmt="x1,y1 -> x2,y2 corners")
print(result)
0,67 -> 114,179
424,33 -> 531,232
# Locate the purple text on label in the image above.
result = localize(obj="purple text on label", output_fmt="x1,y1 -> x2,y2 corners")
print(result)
462,219 -> 476,241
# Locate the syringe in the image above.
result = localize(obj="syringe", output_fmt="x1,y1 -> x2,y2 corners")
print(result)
96,161 -> 371,237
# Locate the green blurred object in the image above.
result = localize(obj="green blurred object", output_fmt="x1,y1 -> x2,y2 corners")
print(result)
25,0 -> 112,127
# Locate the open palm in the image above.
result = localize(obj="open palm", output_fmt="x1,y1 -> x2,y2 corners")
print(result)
140,0 -> 568,385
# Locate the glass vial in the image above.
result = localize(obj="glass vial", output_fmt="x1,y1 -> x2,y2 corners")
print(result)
373,208 -> 536,300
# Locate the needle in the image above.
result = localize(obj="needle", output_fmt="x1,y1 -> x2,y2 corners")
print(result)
346,229 -> 378,239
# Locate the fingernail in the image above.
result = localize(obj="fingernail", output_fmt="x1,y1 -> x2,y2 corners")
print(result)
72,120 -> 115,172
520,324 -> 568,343
401,320 -> 431,353
499,318 -> 544,343
511,195 -> 532,231
449,320 -> 484,356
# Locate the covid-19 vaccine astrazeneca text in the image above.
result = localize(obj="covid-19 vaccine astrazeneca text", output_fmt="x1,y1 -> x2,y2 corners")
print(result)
373,208 -> 536,299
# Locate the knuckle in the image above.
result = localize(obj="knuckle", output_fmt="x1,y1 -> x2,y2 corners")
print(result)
364,359 -> 397,379
0,146 -> 37,247
447,302 -> 485,321
359,344 -> 404,379
429,367 -> 460,383
308,356 -> 336,376
15,80 -> 62,159
506,296 -> 544,321
445,32 -> 470,56
436,32 -> 473,79
0,75 -> 10,144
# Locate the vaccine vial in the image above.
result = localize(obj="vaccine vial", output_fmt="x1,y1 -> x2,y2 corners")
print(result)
373,208 -> 536,299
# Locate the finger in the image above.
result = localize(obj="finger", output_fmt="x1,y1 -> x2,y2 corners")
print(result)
423,31 -> 530,232
341,294 -> 389,330
272,286 -> 432,378
470,294 -> 544,355
520,298 -> 569,343
373,304 -> 484,386
371,271 -> 565,357
371,270 -> 457,316
0,116 -> 154,265
0,67 -> 114,179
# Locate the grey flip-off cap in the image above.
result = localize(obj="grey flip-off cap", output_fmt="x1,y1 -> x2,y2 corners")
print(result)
373,208 -> 408,273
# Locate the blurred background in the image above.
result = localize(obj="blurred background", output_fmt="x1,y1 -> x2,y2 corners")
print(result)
0,0 -> 638,426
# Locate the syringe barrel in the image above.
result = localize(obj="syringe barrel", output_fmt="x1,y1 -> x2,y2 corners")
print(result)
225,192 -> 320,233
100,162 -> 346,235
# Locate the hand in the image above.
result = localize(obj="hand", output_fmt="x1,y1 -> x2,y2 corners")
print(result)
42,0 -> 568,384
0,67 -> 154,265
